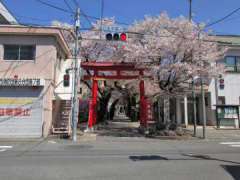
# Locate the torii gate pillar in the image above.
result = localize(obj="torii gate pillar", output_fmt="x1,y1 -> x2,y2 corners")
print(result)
139,71 -> 147,128
88,74 -> 98,129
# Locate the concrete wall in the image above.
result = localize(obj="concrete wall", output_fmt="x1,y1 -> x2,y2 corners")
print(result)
0,35 -> 64,137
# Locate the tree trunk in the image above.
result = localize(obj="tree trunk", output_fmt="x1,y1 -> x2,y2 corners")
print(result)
97,91 -> 112,123
164,97 -> 170,125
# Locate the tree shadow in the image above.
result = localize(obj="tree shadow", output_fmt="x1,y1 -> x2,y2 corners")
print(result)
181,153 -> 240,165
129,154 -> 240,165
129,155 -> 168,161
221,165 -> 240,180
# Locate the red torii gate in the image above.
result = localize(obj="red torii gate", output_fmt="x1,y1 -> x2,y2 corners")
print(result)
81,61 -> 148,129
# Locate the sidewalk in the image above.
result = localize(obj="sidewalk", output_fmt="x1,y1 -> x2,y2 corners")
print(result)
186,125 -> 240,141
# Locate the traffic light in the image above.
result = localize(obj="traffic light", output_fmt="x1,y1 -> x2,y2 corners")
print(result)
219,77 -> 224,89
105,33 -> 127,41
120,33 -> 127,41
63,74 -> 70,87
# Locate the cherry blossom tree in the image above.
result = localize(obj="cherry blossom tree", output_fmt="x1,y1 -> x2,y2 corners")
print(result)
124,12 -> 226,95
53,13 -> 227,127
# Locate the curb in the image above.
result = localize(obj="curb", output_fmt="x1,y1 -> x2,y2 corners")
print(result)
75,133 -> 97,142
146,135 -> 193,140
0,138 -> 45,143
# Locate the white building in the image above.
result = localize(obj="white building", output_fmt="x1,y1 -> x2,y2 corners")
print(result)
174,35 -> 240,129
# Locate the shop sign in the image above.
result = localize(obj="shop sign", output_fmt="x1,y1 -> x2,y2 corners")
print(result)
0,98 -> 35,117
0,78 -> 43,87
0,108 -> 30,117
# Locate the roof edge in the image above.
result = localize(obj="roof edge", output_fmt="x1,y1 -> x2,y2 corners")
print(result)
0,1 -> 18,24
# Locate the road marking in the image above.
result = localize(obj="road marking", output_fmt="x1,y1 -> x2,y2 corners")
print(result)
0,145 -> 13,153
220,142 -> 240,145
48,140 -> 56,144
0,146 -> 12,149
230,145 -> 240,147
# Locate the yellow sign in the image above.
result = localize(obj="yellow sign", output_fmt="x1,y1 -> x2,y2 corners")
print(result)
0,98 -> 34,105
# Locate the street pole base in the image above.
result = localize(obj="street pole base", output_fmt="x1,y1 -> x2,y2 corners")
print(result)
84,127 -> 94,133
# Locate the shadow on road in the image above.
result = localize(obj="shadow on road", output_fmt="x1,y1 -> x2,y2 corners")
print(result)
129,155 -> 168,161
129,154 -> 240,165
221,165 -> 240,180
182,153 -> 240,165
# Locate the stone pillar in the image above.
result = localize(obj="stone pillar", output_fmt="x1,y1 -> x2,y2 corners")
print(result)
163,97 -> 170,124
184,95 -> 188,127
176,97 -> 182,125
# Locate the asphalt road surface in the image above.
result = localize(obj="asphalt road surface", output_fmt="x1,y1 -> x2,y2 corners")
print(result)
0,136 -> 240,180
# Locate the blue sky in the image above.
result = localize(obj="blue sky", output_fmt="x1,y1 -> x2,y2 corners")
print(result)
3,0 -> 240,35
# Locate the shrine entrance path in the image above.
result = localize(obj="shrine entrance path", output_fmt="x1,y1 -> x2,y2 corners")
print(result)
94,118 -> 142,138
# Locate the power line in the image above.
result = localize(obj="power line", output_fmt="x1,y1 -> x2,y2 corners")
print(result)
2,1 -> 237,45
71,0 -> 79,7
64,0 -> 74,13
16,0 -> 127,27
81,9 -> 93,28
205,7 -> 240,28
81,12 -> 130,26
0,7 -> 54,23
35,0 -> 73,14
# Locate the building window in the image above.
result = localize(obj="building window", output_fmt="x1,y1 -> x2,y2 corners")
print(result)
4,45 -> 36,61
218,96 -> 225,105
225,56 -> 240,72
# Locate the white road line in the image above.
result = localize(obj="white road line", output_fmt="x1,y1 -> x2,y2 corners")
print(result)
0,146 -> 12,149
230,145 -> 240,147
0,146 -> 13,153
48,140 -> 56,144
220,142 -> 240,145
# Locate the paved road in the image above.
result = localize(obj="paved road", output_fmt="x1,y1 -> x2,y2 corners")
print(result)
0,136 -> 240,180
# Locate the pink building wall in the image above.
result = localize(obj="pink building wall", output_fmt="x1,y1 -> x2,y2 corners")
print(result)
0,34 -> 67,137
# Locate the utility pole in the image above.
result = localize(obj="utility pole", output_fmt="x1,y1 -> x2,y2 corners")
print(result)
100,0 -> 104,39
72,7 -> 80,142
214,76 -> 219,127
188,0 -> 192,21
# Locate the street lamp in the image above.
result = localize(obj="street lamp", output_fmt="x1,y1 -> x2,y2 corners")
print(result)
201,77 -> 207,139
